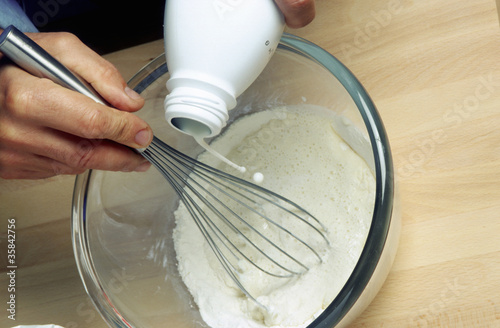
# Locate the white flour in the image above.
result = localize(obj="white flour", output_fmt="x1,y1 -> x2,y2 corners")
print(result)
173,106 -> 375,328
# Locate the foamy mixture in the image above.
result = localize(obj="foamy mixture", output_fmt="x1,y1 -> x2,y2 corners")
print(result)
173,106 -> 375,328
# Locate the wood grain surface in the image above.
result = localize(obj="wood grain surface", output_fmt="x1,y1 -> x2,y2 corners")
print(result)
1,0 -> 500,327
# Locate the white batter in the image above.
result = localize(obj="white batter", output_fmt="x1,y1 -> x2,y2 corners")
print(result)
173,106 -> 375,328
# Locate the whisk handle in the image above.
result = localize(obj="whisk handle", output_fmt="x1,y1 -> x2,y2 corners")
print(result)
0,25 -> 108,105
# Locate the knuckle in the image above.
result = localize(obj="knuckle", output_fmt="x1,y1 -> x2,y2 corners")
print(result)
1,77 -> 57,121
111,115 -> 131,142
94,59 -> 122,84
80,106 -> 109,139
51,32 -> 82,51
1,81 -> 31,117
51,160 -> 86,176
79,105 -> 134,144
66,139 -> 98,170
101,62 -> 120,79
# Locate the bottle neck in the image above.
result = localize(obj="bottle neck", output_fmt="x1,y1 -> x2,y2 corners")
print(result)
164,87 -> 230,138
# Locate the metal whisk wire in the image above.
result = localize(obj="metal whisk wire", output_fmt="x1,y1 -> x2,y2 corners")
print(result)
141,136 -> 330,303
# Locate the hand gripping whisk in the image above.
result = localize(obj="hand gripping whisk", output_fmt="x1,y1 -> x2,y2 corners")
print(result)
0,26 -> 330,305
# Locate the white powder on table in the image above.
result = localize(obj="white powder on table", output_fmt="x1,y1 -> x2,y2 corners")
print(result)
173,106 -> 375,328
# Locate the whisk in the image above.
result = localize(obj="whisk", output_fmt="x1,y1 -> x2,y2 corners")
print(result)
0,26 -> 330,305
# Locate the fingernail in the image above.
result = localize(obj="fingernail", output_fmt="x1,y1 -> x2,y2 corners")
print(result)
135,129 -> 152,147
125,86 -> 142,100
134,161 -> 151,172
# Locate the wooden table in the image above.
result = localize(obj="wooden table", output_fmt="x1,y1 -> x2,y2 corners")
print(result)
1,0 -> 500,326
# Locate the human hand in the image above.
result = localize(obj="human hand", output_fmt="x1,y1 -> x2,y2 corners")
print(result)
275,0 -> 316,28
0,30 -> 153,179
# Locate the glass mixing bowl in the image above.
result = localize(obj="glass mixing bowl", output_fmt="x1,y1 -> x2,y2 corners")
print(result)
72,34 -> 400,328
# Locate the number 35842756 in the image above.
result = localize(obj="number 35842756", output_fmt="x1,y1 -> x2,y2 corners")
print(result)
7,218 -> 16,264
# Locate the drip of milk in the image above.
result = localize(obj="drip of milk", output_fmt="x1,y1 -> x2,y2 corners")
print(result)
195,136 -> 247,173
194,136 -> 265,184
173,106 -> 375,328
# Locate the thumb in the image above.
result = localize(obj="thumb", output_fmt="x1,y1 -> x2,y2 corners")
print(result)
87,103 -> 154,149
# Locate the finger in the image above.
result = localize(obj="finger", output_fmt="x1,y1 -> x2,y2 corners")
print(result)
0,148 -> 78,179
1,72 -> 153,149
274,0 -> 316,28
0,118 -> 151,173
49,136 -> 152,173
28,32 -> 144,112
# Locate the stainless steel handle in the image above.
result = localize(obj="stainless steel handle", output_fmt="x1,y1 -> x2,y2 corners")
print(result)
0,25 -> 107,105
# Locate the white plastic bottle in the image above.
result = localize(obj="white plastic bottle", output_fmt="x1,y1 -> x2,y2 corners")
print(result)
163,0 -> 285,138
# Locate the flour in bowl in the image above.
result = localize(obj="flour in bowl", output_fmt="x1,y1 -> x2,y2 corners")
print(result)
173,106 -> 375,328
